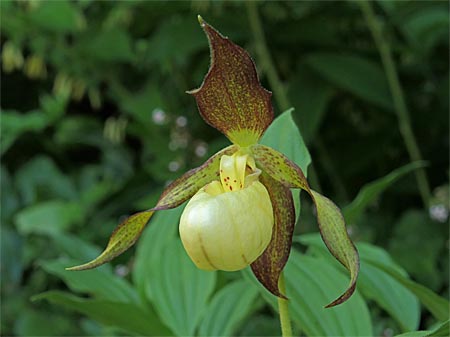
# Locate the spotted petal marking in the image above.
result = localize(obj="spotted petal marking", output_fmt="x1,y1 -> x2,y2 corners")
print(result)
154,145 -> 238,210
188,17 -> 273,147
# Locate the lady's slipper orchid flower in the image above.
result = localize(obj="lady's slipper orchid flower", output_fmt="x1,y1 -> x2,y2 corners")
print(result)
68,17 -> 359,307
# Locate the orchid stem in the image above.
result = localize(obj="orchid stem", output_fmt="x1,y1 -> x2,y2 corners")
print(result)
358,0 -> 432,207
278,272 -> 293,337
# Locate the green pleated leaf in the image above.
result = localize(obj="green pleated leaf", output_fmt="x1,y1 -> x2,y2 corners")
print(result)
285,253 -> 371,336
370,260 -> 450,322
251,172 -> 295,299
154,145 -> 237,210
188,17 -> 273,146
199,280 -> 260,336
243,252 -> 372,336
299,234 -> 420,332
132,206 -> 183,302
42,258 -> 139,304
66,211 -> 153,271
32,291 -> 172,336
150,239 -> 216,336
305,52 -> 393,111
395,320 -> 449,337
252,144 -> 359,307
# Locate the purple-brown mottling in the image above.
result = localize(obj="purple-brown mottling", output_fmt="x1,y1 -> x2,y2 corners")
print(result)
251,172 -> 295,299
153,145 -> 237,210
188,19 -> 273,145
252,144 -> 309,190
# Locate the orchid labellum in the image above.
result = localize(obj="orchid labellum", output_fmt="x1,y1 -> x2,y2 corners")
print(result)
68,16 -> 359,308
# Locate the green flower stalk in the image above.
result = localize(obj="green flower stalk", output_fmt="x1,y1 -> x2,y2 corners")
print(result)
68,16 -> 359,308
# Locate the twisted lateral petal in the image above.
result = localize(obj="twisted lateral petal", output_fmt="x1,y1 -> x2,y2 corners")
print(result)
310,191 -> 359,308
66,211 -> 153,271
251,172 -> 295,299
252,144 -> 359,307
67,145 -> 237,271
188,17 -> 273,146
154,145 -> 238,210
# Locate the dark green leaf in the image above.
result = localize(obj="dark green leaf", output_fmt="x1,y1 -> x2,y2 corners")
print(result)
299,234 -> 420,332
244,251 -> 372,336
33,291 -> 172,336
30,0 -> 82,33
370,260 -> 449,322
305,52 -> 393,110
395,320 -> 449,337
298,234 -> 449,322
287,66 -> 335,144
343,161 -> 427,224
41,258 -> 139,303
132,206 -> 183,301
1,110 -> 49,155
150,239 -> 216,336
82,29 -> 134,62
15,200 -> 82,235
14,155 -> 77,205
199,280 -> 259,336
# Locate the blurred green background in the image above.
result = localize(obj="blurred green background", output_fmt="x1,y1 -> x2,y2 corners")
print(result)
1,1 -> 449,336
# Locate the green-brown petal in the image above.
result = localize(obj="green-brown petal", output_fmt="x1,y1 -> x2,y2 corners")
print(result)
67,145 -> 237,271
252,144 -> 359,307
251,172 -> 295,299
188,17 -> 273,147
66,211 -> 154,271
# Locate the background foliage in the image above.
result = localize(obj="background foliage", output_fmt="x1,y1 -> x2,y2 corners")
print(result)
1,1 -> 448,336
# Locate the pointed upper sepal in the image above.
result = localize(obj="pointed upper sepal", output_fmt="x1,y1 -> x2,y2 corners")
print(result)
252,144 -> 359,307
251,172 -> 295,299
66,211 -> 154,271
189,17 -> 273,146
